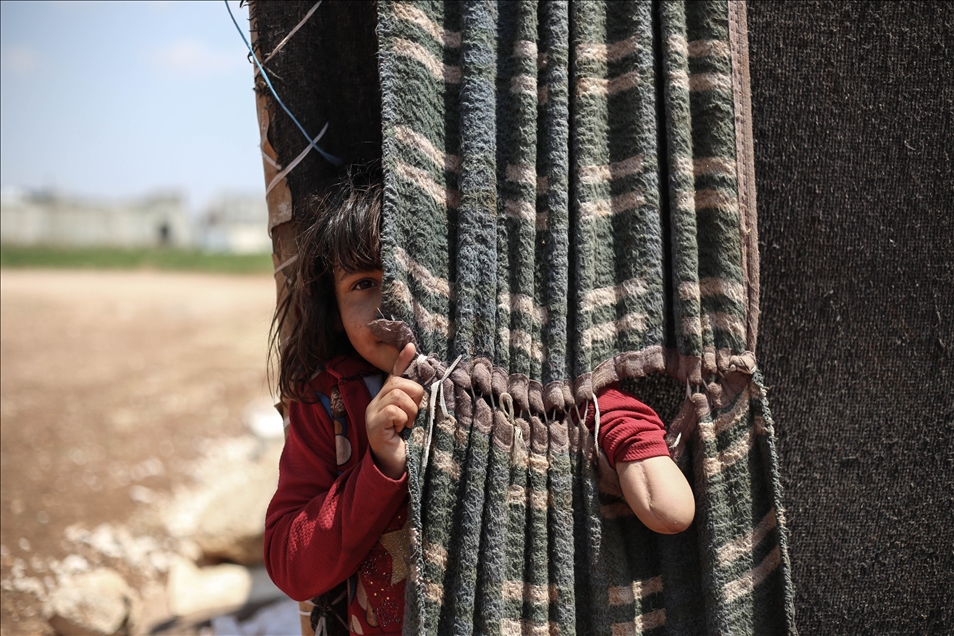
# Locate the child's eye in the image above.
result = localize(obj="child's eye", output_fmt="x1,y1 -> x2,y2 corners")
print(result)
352,279 -> 378,291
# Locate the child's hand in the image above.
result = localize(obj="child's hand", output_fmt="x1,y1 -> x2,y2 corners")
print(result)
365,343 -> 424,480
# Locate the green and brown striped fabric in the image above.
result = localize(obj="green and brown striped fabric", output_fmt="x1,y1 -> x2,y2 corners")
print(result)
377,1 -> 794,633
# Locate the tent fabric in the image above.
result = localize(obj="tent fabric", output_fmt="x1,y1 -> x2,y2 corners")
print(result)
375,0 -> 794,633
378,0 -> 760,386
746,2 -> 954,633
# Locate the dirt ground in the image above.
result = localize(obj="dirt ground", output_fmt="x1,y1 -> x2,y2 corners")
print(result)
0,269 -> 278,635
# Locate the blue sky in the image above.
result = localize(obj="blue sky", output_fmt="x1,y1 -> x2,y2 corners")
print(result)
0,1 -> 262,213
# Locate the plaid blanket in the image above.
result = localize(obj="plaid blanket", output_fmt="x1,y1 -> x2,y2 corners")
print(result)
376,1 -> 795,633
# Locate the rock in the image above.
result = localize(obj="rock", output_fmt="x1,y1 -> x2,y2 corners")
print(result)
178,442 -> 281,565
167,558 -> 251,618
45,567 -> 139,636
12,575 -> 47,599
191,479 -> 272,565
53,555 -> 91,579
135,581 -> 171,635
146,560 -> 283,631
60,524 -> 170,581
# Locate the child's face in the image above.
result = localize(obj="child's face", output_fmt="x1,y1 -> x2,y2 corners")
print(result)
333,267 -> 399,373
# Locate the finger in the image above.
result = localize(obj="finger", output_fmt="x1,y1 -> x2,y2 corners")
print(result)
383,377 -> 426,403
390,342 -> 417,378
378,390 -> 421,425
377,404 -> 410,432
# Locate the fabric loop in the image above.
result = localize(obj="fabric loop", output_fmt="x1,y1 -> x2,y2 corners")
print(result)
507,373 -> 530,414
543,382 -> 566,414
470,357 -> 493,395
527,381 -> 545,414
499,392 -> 516,425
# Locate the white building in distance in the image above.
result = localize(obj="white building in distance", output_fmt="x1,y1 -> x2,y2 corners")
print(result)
1,189 -> 271,253
197,194 -> 272,254
1,189 -> 194,249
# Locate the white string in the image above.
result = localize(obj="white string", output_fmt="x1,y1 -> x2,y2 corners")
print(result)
260,148 -> 281,170
512,421 -> 524,459
573,401 -> 584,426
266,122 -> 330,195
592,391 -> 601,450
273,254 -> 298,275
259,1 -> 323,69
421,355 -> 462,473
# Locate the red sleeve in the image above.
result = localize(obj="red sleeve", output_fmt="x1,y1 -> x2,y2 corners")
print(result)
585,382 -> 670,468
263,398 -> 407,601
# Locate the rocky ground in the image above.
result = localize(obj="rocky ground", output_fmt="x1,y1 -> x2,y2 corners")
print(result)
0,269 -> 300,635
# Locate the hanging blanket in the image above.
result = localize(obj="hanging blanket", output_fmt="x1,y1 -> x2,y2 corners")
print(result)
375,0 -> 795,633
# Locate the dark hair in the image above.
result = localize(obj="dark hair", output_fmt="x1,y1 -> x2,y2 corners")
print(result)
270,164 -> 383,402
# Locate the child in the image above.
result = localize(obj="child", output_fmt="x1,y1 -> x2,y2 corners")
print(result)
265,166 -> 694,635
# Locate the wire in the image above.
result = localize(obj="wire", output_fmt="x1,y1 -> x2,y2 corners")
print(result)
224,1 -> 341,167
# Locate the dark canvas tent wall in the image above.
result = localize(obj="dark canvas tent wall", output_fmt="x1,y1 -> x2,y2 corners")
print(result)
248,1 -> 953,634
746,2 -> 953,633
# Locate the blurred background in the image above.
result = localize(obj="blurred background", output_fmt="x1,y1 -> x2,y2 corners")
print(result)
1,2 -> 296,634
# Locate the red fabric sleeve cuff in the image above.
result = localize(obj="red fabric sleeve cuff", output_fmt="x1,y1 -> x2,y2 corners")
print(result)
613,428 -> 670,466
361,448 -> 408,492
589,382 -> 671,469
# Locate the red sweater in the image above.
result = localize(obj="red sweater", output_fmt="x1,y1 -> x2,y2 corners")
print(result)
265,358 -> 669,634
264,356 -> 407,634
